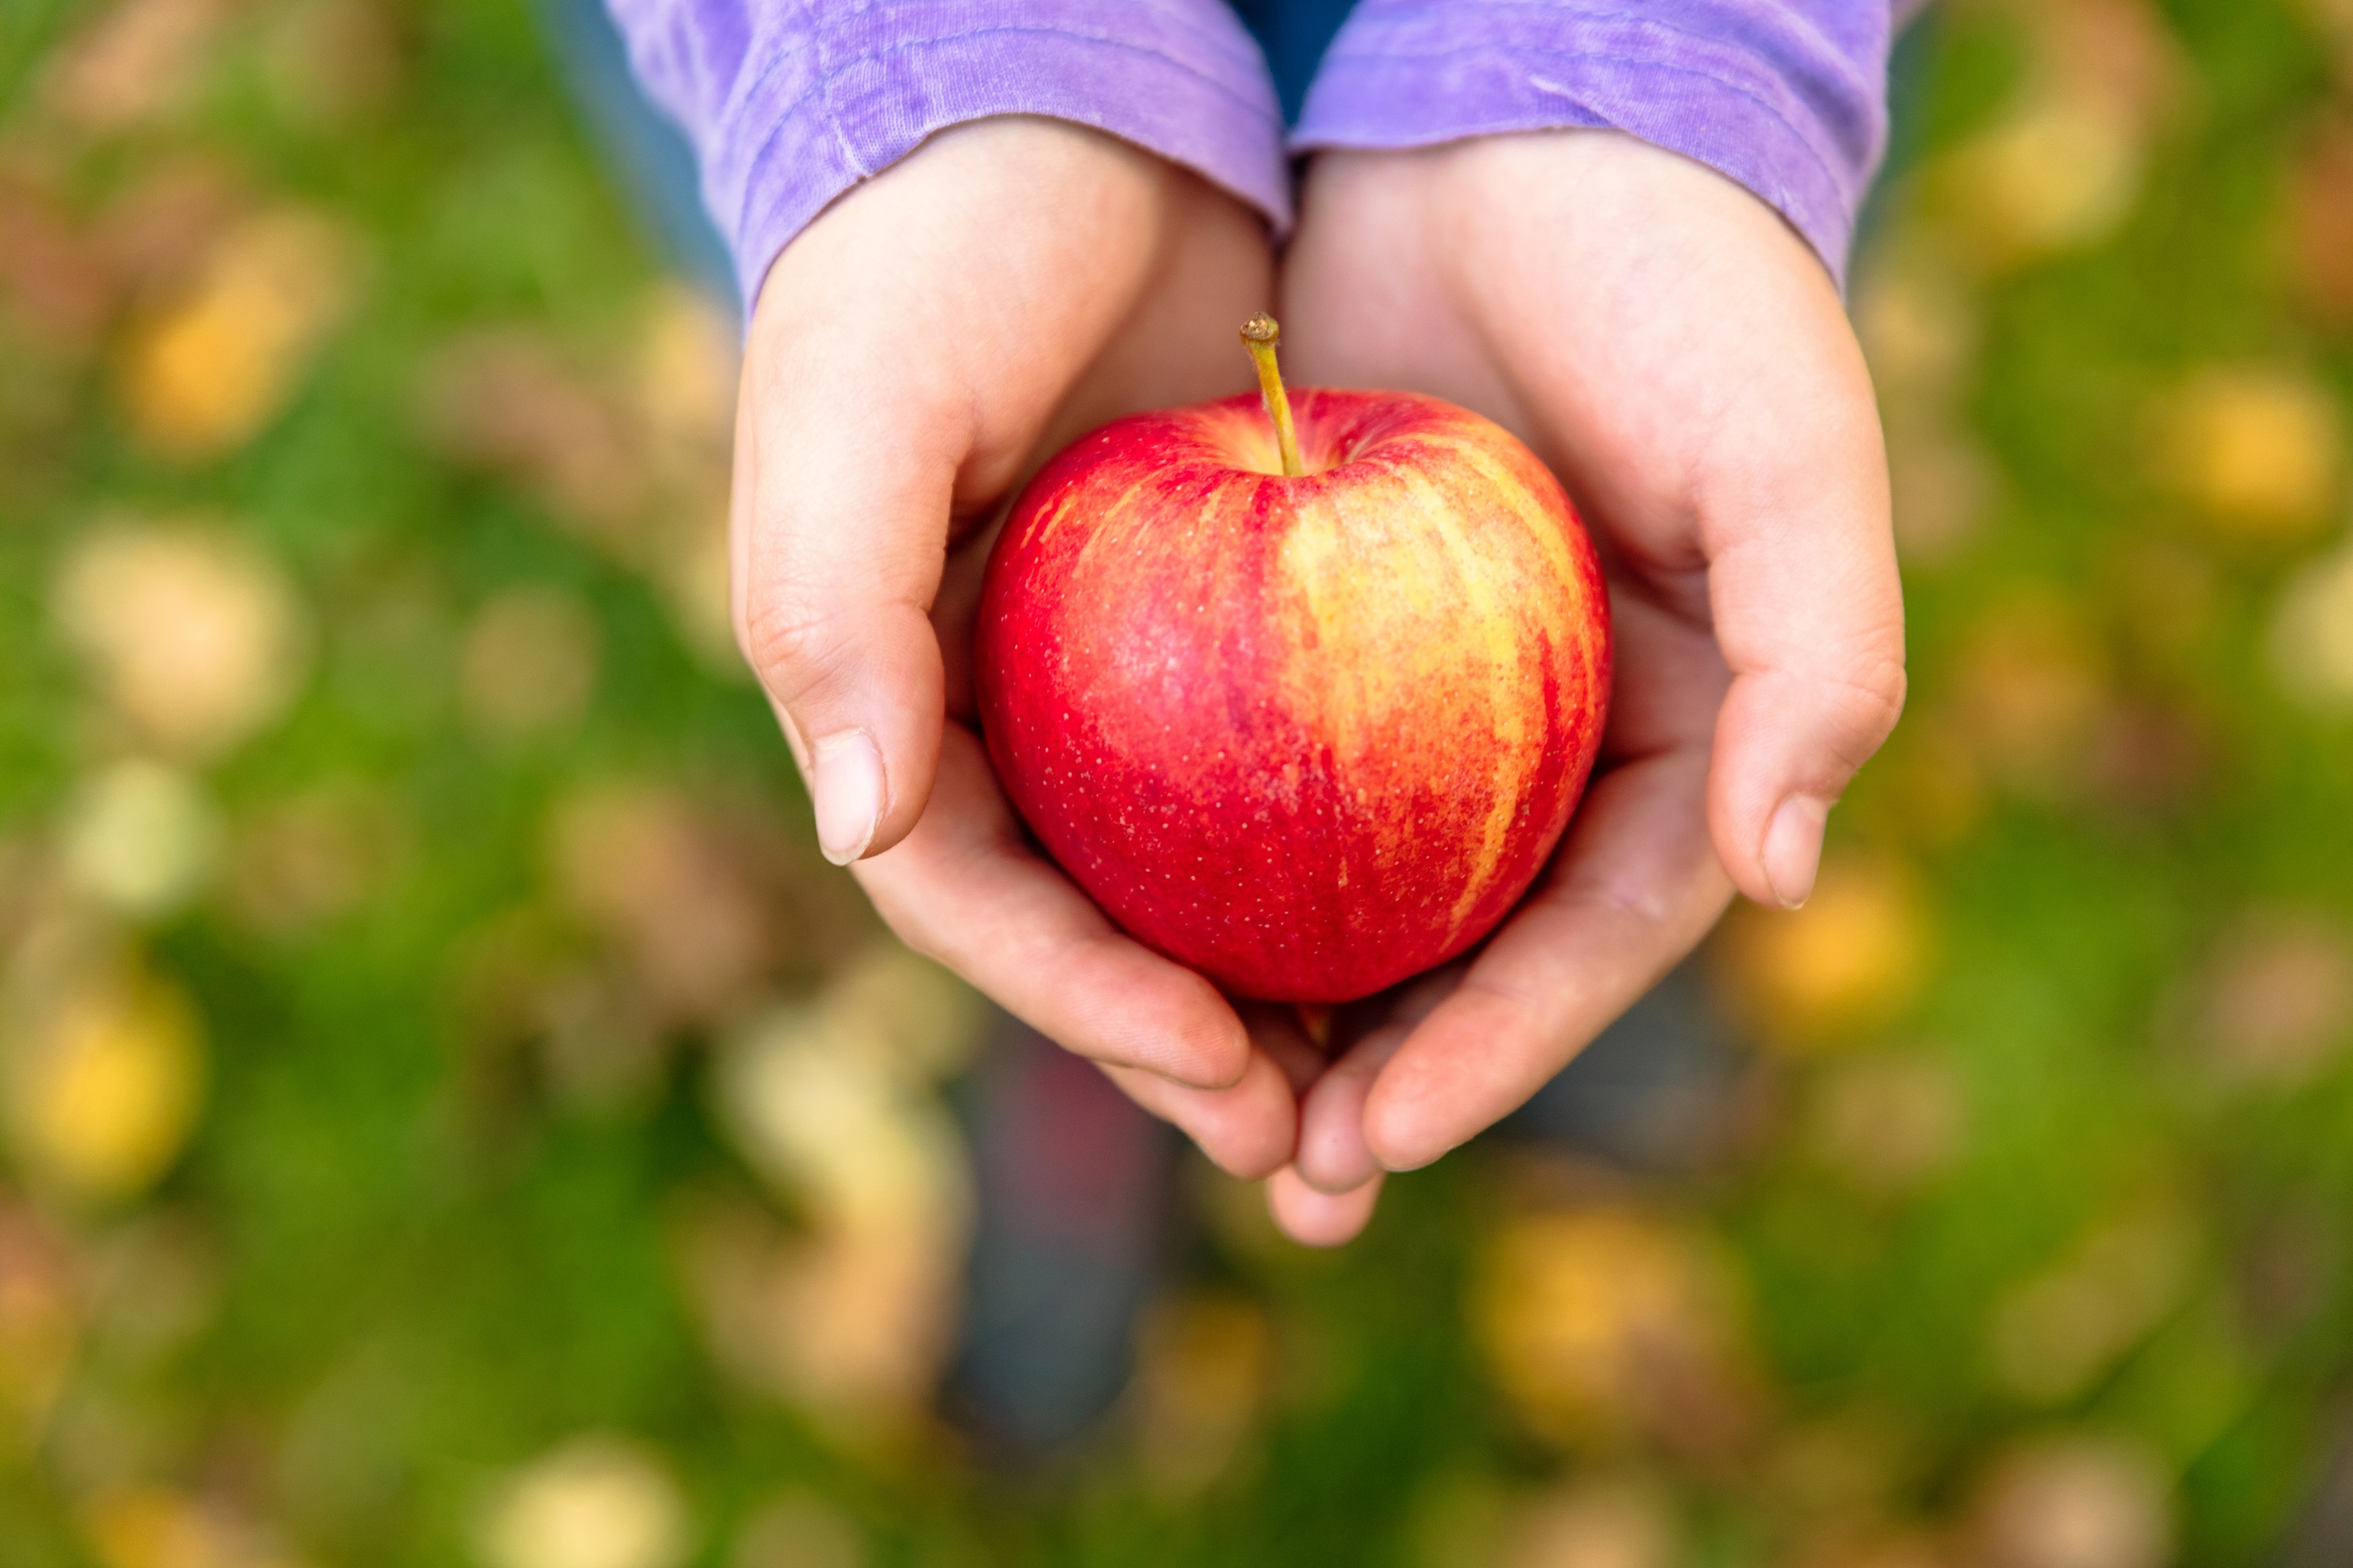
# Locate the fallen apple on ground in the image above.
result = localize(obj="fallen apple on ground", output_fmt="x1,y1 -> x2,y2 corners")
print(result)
975,316 -> 1612,1004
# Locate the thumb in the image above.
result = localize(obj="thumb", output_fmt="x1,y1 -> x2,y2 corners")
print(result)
733,329 -> 965,865
1702,445 -> 1907,909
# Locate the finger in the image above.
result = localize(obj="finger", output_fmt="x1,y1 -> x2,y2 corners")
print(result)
1237,1000 -> 1329,1094
1362,745 -> 1734,1173
854,725 -> 1252,1091
1266,1166 -> 1384,1247
1288,966 -> 1468,1193
732,121 -> 1184,866
1696,346 -> 1906,911
1104,1053 -> 1298,1181
733,287 -> 957,867
1293,1024 -> 1410,1195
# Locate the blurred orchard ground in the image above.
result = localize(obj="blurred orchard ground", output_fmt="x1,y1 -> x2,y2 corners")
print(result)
1,0 -> 2352,1564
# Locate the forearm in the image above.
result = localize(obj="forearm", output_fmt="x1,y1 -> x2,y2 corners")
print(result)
1293,1 -> 1897,285
601,0 -> 1292,308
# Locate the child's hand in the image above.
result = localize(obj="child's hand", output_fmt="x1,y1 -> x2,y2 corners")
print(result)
735,117 -> 1309,1180
1267,132 -> 1907,1243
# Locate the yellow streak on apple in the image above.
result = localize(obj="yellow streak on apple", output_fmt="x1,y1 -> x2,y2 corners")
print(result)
1416,432 -> 1583,588
1274,455 -> 1552,944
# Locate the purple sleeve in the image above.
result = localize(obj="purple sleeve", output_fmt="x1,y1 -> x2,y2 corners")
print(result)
1293,1 -> 1895,285
601,0 -> 1292,308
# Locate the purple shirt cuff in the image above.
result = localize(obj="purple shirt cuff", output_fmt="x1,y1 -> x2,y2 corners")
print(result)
1293,1 -> 1893,286
604,1 -> 1292,311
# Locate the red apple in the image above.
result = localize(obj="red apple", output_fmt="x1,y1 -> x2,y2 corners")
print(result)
974,318 -> 1611,1004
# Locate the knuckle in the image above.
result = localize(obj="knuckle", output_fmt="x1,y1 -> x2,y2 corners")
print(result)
739,595 -> 843,698
1835,653 -> 1909,756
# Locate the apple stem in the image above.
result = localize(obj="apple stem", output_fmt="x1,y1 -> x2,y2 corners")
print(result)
1241,314 -> 1304,479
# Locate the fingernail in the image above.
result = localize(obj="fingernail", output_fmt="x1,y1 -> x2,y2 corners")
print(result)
810,728 -> 885,864
1762,795 -> 1829,909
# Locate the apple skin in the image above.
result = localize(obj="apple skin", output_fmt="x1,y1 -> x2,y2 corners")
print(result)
974,387 -> 1612,1004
